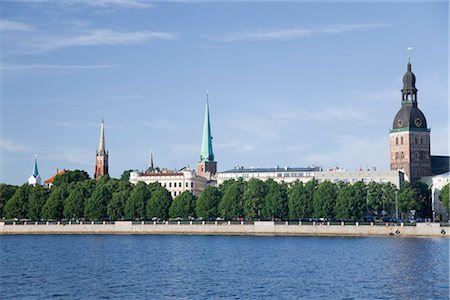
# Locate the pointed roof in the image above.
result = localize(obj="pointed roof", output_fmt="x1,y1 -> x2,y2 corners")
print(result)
150,152 -> 154,170
98,119 -> 106,155
200,92 -> 214,163
32,157 -> 39,177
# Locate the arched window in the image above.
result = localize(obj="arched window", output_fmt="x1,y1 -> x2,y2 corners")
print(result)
420,137 -> 423,144
395,137 -> 398,145
401,152 -> 404,160
415,137 -> 418,144
401,137 -> 404,145
415,152 -> 419,160
395,152 -> 399,160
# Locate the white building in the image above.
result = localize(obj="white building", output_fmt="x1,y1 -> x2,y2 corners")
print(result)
218,167 -> 404,188
129,169 -> 207,198
421,172 -> 450,222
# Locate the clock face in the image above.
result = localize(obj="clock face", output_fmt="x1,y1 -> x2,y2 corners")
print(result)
397,119 -> 403,127
414,118 -> 422,127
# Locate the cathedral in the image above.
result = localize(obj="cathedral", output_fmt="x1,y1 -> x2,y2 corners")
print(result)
389,60 -> 431,182
94,120 -> 109,179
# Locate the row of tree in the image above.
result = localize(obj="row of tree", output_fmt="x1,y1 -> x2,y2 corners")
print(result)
0,170 -> 445,221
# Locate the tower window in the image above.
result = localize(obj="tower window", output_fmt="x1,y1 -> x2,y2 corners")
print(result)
401,152 -> 404,160
415,152 -> 419,160
395,152 -> 399,160
401,137 -> 404,145
415,137 -> 418,144
420,137 -> 423,144
395,137 -> 398,145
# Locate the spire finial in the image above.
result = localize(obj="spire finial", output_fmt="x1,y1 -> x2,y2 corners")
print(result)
200,92 -> 214,163
407,47 -> 413,64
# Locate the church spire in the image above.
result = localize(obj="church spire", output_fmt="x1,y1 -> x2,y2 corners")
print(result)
94,119 -> 109,179
28,155 -> 42,186
32,155 -> 39,177
401,52 -> 418,106
98,118 -> 106,155
200,91 -> 214,162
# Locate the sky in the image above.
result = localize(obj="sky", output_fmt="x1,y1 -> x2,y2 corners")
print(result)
0,0 -> 448,185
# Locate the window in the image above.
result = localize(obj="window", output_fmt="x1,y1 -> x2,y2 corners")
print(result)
401,137 -> 404,145
191,182 -> 194,188
395,152 -> 399,160
415,152 -> 419,160
420,137 -> 423,144
186,182 -> 189,188
169,182 -> 172,188
179,182 -> 182,188
415,137 -> 418,144
395,137 -> 398,145
401,152 -> 404,160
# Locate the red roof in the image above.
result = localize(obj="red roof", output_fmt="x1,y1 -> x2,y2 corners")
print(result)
44,170 -> 66,184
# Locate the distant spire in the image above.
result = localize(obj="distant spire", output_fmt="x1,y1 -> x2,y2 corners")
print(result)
150,151 -> 154,170
200,91 -> 214,162
32,155 -> 39,177
98,119 -> 105,155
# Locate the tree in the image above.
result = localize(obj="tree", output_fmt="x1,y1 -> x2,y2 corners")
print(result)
262,179 -> 288,220
84,184 -> 112,220
4,185 -> 30,219
440,183 -> 450,214
196,186 -> 221,219
64,184 -> 90,220
412,182 -> 432,218
312,180 -> 337,219
146,186 -> 172,220
0,184 -> 18,218
367,182 -> 383,216
41,187 -> 68,220
124,182 -> 149,220
219,180 -> 244,220
28,186 -> 50,221
288,181 -> 310,220
352,181 -> 368,220
335,184 -> 355,221
52,170 -> 90,187
397,182 -> 420,219
120,170 -> 133,181
243,179 -> 267,220
107,190 -> 129,220
169,191 -> 196,219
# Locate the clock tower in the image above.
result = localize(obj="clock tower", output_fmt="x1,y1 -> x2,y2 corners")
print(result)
390,60 -> 431,182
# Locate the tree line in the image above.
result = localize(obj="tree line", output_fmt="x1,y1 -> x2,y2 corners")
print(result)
0,170 -> 444,222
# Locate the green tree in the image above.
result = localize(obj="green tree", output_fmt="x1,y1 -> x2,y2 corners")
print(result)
28,186 -> 50,221
352,181 -> 368,220
107,190 -> 129,220
243,179 -> 267,220
84,184 -> 112,220
219,180 -> 244,220
64,184 -> 90,220
312,181 -> 337,219
367,182 -> 383,216
196,186 -> 221,219
335,184 -> 355,220
0,184 -> 18,218
41,187 -> 68,220
412,182 -> 432,218
146,186 -> 172,220
169,191 -> 196,219
397,182 -> 420,219
124,182 -> 149,220
4,185 -> 30,219
120,170 -> 133,181
440,183 -> 450,214
262,179 -> 288,220
289,181 -> 312,220
52,170 -> 90,187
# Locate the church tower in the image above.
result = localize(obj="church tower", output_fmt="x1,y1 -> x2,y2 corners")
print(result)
197,92 -> 217,180
390,59 -> 431,182
28,156 -> 42,186
94,120 -> 109,179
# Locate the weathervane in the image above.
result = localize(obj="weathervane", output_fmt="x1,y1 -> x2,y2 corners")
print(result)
407,47 -> 413,63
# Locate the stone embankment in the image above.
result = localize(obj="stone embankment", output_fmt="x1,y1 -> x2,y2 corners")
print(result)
1,221 -> 448,237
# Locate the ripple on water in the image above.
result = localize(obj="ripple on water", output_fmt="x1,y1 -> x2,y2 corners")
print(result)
0,235 -> 448,299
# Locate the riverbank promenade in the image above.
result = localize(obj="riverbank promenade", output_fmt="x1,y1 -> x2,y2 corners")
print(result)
1,221 -> 448,237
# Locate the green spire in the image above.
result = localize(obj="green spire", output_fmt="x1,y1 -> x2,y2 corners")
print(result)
32,156 -> 39,177
200,92 -> 214,163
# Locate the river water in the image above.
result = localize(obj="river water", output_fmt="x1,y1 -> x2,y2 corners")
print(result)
0,235 -> 448,299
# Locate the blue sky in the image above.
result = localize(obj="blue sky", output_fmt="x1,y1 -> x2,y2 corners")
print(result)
0,0 -> 448,185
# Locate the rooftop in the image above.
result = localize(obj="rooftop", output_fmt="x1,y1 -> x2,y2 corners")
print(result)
221,166 -> 322,174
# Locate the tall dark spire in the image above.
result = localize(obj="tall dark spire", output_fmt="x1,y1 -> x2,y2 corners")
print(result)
401,60 -> 418,106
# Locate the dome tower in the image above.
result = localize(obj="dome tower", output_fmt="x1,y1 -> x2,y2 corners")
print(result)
389,60 -> 431,182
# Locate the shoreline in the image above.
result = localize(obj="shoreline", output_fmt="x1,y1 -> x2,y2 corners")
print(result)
1,221 -> 448,238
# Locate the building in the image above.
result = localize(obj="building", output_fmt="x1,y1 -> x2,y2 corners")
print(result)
196,92 -> 217,180
44,169 -> 67,188
94,120 -> 109,179
27,157 -> 42,186
421,172 -> 450,222
218,167 -> 404,188
430,155 -> 450,176
389,60 -> 431,182
129,169 -> 207,198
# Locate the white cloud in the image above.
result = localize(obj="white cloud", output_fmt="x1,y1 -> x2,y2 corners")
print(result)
15,0 -> 153,9
1,63 -> 116,71
0,139 -> 28,153
210,23 -> 391,42
0,20 -> 34,32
